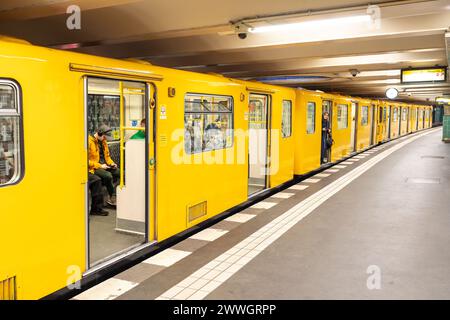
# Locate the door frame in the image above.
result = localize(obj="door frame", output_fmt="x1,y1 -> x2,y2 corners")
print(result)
351,102 -> 358,152
321,99 -> 333,163
247,92 -> 272,196
83,76 -> 156,271
370,104 -> 376,145
387,105 -> 391,139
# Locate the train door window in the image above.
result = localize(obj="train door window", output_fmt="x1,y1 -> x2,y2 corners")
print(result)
361,106 -> 369,126
393,107 -> 398,122
184,94 -> 233,153
281,100 -> 292,138
86,77 -> 148,268
248,93 -> 269,196
0,81 -> 23,186
402,108 -> 407,121
306,102 -> 315,134
337,104 -> 348,129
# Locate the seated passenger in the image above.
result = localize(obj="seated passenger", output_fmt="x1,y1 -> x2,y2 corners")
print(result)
88,124 -> 120,206
130,118 -> 146,140
88,173 -> 108,216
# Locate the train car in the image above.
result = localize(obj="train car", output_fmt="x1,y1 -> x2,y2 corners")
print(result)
0,37 -> 434,300
293,90 -> 356,175
417,105 -> 425,130
293,89 -> 323,175
353,97 -> 377,151
233,79 -> 296,192
409,104 -> 417,133
374,100 -> 387,143
425,106 -> 433,128
386,102 -> 399,139
399,103 -> 410,136
0,37 -> 299,299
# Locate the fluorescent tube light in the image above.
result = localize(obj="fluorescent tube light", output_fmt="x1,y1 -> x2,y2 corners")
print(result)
248,15 -> 371,33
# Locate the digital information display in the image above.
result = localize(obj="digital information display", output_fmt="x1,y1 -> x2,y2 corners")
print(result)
401,67 -> 447,83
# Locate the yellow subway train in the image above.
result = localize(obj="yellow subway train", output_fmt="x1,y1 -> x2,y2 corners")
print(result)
0,36 -> 433,299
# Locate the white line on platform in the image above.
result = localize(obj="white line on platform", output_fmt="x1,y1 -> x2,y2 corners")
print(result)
73,278 -> 138,300
289,185 -> 309,190
225,213 -> 256,223
303,178 -> 321,183
271,192 -> 295,199
314,173 -> 331,178
251,201 -> 277,209
143,248 -> 192,267
156,129 -> 435,300
190,228 -> 229,242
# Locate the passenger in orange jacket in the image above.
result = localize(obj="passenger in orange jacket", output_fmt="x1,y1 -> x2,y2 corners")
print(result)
88,124 -> 120,206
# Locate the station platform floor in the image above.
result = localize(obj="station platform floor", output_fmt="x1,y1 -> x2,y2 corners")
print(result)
74,127 -> 449,300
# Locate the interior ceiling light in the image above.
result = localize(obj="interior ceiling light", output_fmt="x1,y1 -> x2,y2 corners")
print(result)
248,14 -> 371,33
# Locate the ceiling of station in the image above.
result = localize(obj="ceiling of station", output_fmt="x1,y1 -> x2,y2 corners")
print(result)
0,0 -> 449,103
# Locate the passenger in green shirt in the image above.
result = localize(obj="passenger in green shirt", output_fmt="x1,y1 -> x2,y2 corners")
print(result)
130,119 -> 146,140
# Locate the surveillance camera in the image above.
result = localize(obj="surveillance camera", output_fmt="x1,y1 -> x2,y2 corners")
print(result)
234,22 -> 250,40
238,32 -> 247,39
349,69 -> 360,77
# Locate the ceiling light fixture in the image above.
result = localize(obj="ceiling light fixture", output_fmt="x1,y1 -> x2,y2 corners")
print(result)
386,87 -> 399,99
248,14 -> 371,33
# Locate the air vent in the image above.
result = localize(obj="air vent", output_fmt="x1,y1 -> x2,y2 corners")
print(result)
0,276 -> 16,300
188,201 -> 207,223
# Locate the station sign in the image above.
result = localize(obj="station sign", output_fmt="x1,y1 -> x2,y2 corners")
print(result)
401,67 -> 447,84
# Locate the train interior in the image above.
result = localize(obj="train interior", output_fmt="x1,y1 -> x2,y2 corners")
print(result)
86,77 -> 148,267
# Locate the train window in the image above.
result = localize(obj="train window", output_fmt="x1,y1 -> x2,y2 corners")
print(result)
393,107 -> 398,122
306,102 -> 315,134
402,108 -> 407,121
281,100 -> 292,138
337,104 -> 348,129
0,81 -> 23,186
361,106 -> 369,126
184,93 -> 233,154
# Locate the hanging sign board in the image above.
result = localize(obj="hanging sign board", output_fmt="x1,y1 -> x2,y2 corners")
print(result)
401,67 -> 447,84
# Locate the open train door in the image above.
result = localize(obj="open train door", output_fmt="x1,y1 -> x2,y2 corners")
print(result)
370,104 -> 376,145
83,75 -> 157,271
386,105 -> 391,139
350,102 -> 358,152
248,92 -> 271,196
321,100 -> 333,163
